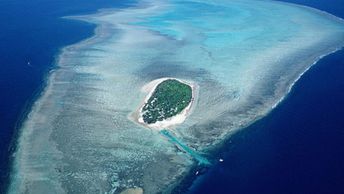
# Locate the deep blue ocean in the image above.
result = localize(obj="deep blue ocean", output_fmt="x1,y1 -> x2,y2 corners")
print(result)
0,0 -> 343,193
0,0 -> 133,192
188,0 -> 344,193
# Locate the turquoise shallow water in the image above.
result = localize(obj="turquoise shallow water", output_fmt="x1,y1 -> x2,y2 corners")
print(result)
160,129 -> 210,165
9,0 -> 344,193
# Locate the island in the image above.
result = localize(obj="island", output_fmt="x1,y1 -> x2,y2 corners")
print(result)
142,79 -> 192,124
135,78 -> 195,129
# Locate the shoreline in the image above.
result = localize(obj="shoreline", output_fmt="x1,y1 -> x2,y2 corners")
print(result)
130,77 -> 198,130
183,49 -> 344,194
197,46 -> 344,155
173,49 -> 344,194
272,47 -> 343,110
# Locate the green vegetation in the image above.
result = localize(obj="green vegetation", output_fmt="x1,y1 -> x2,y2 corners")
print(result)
142,79 -> 192,124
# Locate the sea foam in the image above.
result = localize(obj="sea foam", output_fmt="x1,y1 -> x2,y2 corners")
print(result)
9,0 -> 344,193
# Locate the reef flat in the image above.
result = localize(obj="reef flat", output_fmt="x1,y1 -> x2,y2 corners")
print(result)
9,0 -> 344,193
